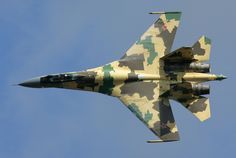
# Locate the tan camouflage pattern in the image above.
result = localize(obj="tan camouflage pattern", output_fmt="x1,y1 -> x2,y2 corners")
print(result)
180,96 -> 210,122
21,12 -> 226,142
121,12 -> 181,74
162,36 -> 211,62
192,36 -> 211,61
163,82 -> 211,121
118,81 -> 179,141
66,12 -> 211,141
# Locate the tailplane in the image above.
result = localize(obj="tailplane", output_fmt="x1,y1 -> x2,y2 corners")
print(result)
178,96 -> 211,122
163,82 -> 211,122
161,36 -> 212,62
192,36 -> 211,62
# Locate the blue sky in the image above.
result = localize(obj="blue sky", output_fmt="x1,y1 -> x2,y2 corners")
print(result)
1,0 -> 235,157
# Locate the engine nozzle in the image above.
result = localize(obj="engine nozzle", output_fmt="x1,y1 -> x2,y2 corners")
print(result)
192,84 -> 210,95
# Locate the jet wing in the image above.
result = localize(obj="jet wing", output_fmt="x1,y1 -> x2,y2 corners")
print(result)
120,12 -> 181,73
118,81 -> 180,141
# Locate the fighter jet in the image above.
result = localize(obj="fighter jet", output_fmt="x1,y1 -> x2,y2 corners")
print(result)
19,12 -> 226,143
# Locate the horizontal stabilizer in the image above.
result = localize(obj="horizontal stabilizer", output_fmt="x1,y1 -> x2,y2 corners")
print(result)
179,96 -> 211,122
192,36 -> 211,61
161,36 -> 211,62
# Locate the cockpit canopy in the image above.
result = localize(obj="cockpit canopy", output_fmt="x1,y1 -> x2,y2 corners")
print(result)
41,74 -> 74,83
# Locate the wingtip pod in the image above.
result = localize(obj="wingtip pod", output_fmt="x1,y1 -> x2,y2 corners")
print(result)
147,139 -> 179,143
149,11 -> 182,14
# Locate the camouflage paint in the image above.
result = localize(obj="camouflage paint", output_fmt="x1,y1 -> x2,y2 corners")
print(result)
204,37 -> 211,45
144,110 -> 153,123
136,36 -> 158,65
98,64 -> 115,95
165,13 -> 181,22
20,12 -> 226,142
128,103 -> 144,122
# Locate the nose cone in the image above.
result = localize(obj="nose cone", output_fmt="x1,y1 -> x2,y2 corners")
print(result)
18,77 -> 42,88
216,75 -> 227,81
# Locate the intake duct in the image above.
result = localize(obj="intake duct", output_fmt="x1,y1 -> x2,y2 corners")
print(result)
164,62 -> 210,73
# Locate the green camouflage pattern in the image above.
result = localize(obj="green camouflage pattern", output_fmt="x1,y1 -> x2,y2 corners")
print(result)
20,12 -> 226,143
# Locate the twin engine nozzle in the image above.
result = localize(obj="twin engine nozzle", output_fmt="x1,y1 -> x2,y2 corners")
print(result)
165,62 -> 210,73
169,82 -> 210,98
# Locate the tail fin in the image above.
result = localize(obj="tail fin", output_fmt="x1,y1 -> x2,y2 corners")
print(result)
192,36 -> 211,61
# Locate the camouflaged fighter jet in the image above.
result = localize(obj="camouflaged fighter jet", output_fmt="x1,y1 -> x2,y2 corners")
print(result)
19,12 -> 226,143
